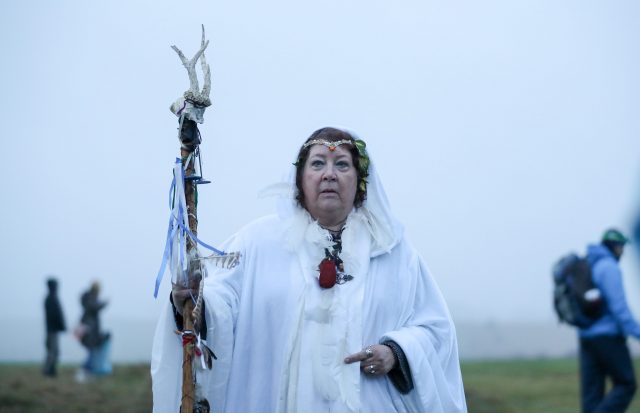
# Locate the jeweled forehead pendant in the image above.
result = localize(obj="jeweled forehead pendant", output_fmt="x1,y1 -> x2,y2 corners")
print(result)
302,139 -> 354,151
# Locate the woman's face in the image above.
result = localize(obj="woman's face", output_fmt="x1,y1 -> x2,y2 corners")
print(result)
302,144 -> 357,225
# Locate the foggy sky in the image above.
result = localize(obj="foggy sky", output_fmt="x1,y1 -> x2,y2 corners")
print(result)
1,0 -> 640,361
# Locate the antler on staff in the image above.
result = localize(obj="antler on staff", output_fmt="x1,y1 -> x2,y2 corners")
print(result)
170,24 -> 212,124
169,26 -> 212,413
167,25 -> 241,413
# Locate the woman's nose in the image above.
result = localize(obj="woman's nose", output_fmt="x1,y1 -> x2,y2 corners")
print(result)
322,166 -> 337,181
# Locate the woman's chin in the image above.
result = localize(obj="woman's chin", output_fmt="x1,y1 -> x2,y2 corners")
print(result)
316,199 -> 342,211
308,201 -> 348,222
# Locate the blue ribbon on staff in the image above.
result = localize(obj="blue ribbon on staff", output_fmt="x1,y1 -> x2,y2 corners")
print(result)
154,158 -> 225,298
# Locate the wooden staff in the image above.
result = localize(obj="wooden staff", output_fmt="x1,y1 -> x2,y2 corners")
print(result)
170,26 -> 211,413
170,26 -> 239,413
180,126 -> 198,413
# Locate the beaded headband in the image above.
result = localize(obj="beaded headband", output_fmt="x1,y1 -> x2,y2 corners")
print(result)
302,139 -> 353,151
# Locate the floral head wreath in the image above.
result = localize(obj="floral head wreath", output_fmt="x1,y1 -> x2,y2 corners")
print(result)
296,138 -> 370,195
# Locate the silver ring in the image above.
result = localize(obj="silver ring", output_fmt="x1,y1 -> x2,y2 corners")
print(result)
365,347 -> 373,358
369,365 -> 375,374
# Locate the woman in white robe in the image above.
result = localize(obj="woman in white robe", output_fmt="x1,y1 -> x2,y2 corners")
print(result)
152,127 -> 467,412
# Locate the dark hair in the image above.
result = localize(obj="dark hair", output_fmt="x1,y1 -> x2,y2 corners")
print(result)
294,127 -> 367,209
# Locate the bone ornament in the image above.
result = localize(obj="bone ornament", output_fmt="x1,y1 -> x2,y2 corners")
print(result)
170,25 -> 212,124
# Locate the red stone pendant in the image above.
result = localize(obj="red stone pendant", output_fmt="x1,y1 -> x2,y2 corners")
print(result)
318,258 -> 337,289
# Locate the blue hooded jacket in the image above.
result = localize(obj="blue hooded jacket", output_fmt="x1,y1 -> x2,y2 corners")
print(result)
580,244 -> 640,339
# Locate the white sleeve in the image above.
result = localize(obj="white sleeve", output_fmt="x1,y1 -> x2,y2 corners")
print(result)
151,232 -> 246,412
151,300 -> 182,413
382,257 -> 467,413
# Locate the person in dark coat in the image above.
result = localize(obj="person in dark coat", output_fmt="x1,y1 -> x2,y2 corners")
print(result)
43,277 -> 66,377
79,281 -> 110,375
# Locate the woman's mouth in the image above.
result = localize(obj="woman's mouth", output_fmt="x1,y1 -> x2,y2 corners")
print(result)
320,189 -> 338,197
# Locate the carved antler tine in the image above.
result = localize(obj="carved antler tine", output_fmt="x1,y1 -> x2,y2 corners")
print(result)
171,45 -> 199,93
191,40 -> 209,67
200,25 -> 212,99
189,40 -> 209,95
170,45 -> 188,64
201,59 -> 211,99
171,38 -> 209,95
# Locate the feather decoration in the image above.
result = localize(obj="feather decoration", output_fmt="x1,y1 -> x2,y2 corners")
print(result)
198,251 -> 241,269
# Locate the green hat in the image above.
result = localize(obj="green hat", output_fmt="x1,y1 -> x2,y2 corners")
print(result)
601,228 -> 630,245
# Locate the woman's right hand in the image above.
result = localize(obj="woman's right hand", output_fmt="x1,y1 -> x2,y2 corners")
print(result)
344,344 -> 396,376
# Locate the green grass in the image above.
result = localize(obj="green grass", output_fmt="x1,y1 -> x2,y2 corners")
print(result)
2,359 -> 640,412
463,358 -> 640,413
0,364 -> 151,413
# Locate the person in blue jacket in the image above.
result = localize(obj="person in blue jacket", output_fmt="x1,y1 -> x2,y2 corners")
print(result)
580,228 -> 639,413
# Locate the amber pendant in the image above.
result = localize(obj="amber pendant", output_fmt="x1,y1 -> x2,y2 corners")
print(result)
318,258 -> 337,289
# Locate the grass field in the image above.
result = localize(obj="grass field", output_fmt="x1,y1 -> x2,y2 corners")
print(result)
2,359 -> 640,412
462,358 -> 640,413
0,364 -> 151,413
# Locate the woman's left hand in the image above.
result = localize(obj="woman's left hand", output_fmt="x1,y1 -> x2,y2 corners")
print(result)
344,344 -> 396,376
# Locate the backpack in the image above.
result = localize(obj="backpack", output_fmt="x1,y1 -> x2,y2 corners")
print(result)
552,253 -> 604,328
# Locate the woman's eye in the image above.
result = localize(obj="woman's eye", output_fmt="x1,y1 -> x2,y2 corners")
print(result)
311,160 -> 324,168
336,161 -> 350,169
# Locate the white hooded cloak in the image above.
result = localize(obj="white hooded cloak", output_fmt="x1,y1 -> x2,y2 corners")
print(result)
151,137 -> 467,413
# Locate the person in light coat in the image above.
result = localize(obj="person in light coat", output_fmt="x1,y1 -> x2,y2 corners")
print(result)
152,127 -> 467,412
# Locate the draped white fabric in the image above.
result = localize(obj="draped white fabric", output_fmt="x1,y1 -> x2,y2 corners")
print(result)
152,136 -> 467,413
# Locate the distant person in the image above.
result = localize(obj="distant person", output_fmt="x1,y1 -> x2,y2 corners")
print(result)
77,281 -> 112,380
43,277 -> 66,377
580,228 -> 640,413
